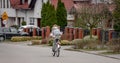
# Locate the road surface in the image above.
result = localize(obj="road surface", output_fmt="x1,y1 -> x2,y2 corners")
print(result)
0,42 -> 120,63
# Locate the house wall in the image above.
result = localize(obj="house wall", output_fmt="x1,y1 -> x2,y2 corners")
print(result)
67,14 -> 75,27
16,0 -> 43,27
34,0 -> 42,18
0,0 -> 16,27
0,0 -> 45,27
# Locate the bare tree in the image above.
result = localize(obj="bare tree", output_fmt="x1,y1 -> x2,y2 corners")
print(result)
75,1 -> 111,39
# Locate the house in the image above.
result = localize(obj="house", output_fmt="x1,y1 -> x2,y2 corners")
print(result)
0,0 -> 48,27
50,0 -> 75,27
71,0 -> 115,29
0,0 -> 75,27
0,0 -> 114,28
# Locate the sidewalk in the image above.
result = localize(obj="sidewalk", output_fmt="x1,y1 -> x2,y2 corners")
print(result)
65,46 -> 120,60
80,50 -> 120,60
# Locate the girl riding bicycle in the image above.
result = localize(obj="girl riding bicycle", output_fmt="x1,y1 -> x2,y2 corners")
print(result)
50,24 -> 62,52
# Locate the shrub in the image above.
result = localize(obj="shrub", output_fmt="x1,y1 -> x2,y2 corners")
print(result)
73,39 -> 101,50
107,38 -> 120,53
83,35 -> 98,40
31,40 -> 41,45
48,38 -> 54,46
21,21 -> 26,26
61,40 -> 72,46
48,39 -> 72,46
11,36 -> 25,42
83,40 -> 101,50
41,39 -> 48,44
11,36 -> 42,42
32,36 -> 42,40
72,39 -> 87,49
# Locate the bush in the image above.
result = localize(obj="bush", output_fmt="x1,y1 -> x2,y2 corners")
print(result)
73,39 -> 101,50
48,38 -> 54,46
11,36 -> 26,42
11,36 -> 42,42
107,38 -> 120,53
72,39 -> 87,49
83,40 -> 101,50
48,39 -> 72,46
32,36 -> 42,40
61,40 -> 73,46
31,40 -> 41,45
83,35 -> 98,40
21,21 -> 26,26
41,39 -> 48,44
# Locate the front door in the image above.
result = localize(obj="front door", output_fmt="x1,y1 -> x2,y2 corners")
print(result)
37,18 -> 41,27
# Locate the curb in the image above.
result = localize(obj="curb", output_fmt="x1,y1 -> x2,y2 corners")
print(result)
80,50 -> 120,60
65,48 -> 120,60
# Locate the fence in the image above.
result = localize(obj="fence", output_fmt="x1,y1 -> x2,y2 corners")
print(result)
23,27 -> 41,36
24,26 -> 119,42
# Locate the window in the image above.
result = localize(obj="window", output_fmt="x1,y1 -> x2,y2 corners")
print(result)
20,0 -> 24,5
29,18 -> 35,25
7,0 -> 9,8
20,0 -> 28,5
20,0 -> 22,4
25,0 -> 28,3
0,0 -> 2,8
3,0 -> 5,8
42,0 -> 43,4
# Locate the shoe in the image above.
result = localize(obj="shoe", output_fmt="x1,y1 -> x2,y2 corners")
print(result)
52,49 -> 55,52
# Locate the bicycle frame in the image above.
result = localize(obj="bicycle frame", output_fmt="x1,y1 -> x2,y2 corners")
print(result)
52,39 -> 61,57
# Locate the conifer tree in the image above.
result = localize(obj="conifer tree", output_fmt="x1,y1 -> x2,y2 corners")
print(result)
41,1 -> 57,28
56,0 -> 67,29
113,0 -> 120,31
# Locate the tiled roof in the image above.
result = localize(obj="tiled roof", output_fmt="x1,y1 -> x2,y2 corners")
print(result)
51,0 -> 74,12
73,3 -> 115,14
10,0 -> 36,9
10,0 -> 29,9
73,0 -> 91,1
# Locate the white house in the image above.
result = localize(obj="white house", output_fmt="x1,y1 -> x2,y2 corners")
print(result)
0,0 -> 76,27
0,0 -> 48,27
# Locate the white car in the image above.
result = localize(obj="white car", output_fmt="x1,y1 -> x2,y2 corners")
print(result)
18,25 -> 40,32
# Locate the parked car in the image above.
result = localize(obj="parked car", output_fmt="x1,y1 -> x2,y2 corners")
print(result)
0,27 -> 29,39
0,33 -> 5,41
18,25 -> 40,32
18,25 -> 41,36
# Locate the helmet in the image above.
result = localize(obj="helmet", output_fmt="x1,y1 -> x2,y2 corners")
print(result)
52,26 -> 58,30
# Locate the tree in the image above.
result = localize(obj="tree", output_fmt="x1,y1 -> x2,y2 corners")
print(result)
113,0 -> 120,32
41,3 -> 47,27
75,3 -> 110,38
56,0 -> 67,29
41,1 -> 57,28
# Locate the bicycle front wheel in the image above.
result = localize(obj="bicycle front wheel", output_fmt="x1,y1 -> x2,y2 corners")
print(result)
56,49 -> 60,57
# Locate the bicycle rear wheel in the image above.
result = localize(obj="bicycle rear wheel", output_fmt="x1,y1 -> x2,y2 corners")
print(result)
52,52 -> 55,56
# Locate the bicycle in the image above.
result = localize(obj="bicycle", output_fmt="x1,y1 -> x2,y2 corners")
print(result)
52,39 -> 61,57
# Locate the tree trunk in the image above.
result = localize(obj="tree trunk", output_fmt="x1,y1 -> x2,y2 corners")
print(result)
90,27 -> 93,39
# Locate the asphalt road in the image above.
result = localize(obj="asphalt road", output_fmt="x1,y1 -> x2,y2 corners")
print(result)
0,43 -> 120,63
